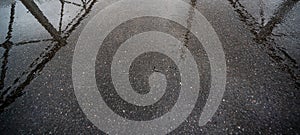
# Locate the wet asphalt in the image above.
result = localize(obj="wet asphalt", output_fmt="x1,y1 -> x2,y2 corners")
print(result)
0,0 -> 299,134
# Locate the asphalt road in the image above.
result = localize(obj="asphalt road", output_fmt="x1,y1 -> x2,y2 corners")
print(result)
0,0 -> 299,134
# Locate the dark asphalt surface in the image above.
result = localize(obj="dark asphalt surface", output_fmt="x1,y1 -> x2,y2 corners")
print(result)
0,0 -> 299,134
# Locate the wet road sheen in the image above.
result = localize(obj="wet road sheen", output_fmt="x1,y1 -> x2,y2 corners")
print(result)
0,0 -> 299,134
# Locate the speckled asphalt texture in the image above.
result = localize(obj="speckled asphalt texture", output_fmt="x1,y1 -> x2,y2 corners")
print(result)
0,0 -> 299,134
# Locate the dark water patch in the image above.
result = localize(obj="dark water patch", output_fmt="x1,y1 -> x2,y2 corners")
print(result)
228,0 -> 300,87
0,0 -> 97,112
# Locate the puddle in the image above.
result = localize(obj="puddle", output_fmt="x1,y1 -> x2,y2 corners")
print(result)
0,0 -> 299,133
0,0 -> 97,111
228,0 -> 300,84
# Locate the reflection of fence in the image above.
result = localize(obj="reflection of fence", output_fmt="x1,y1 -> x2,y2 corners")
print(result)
228,0 -> 300,85
0,0 -> 97,112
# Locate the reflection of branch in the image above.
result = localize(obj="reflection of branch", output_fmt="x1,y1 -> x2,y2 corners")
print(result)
229,0 -> 299,45
227,0 -> 260,35
64,0 -> 82,7
15,38 -> 54,46
0,49 -> 10,90
5,1 -> 16,42
0,0 -> 97,113
62,8 -> 86,34
256,0 -> 299,42
228,0 -> 300,86
20,0 -> 66,44
181,0 -> 197,59
59,0 -> 64,33
255,0 -> 300,83
259,0 -> 265,27
184,0 -> 196,45
0,2 -> 16,90
62,0 -> 93,34
81,0 -> 87,9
